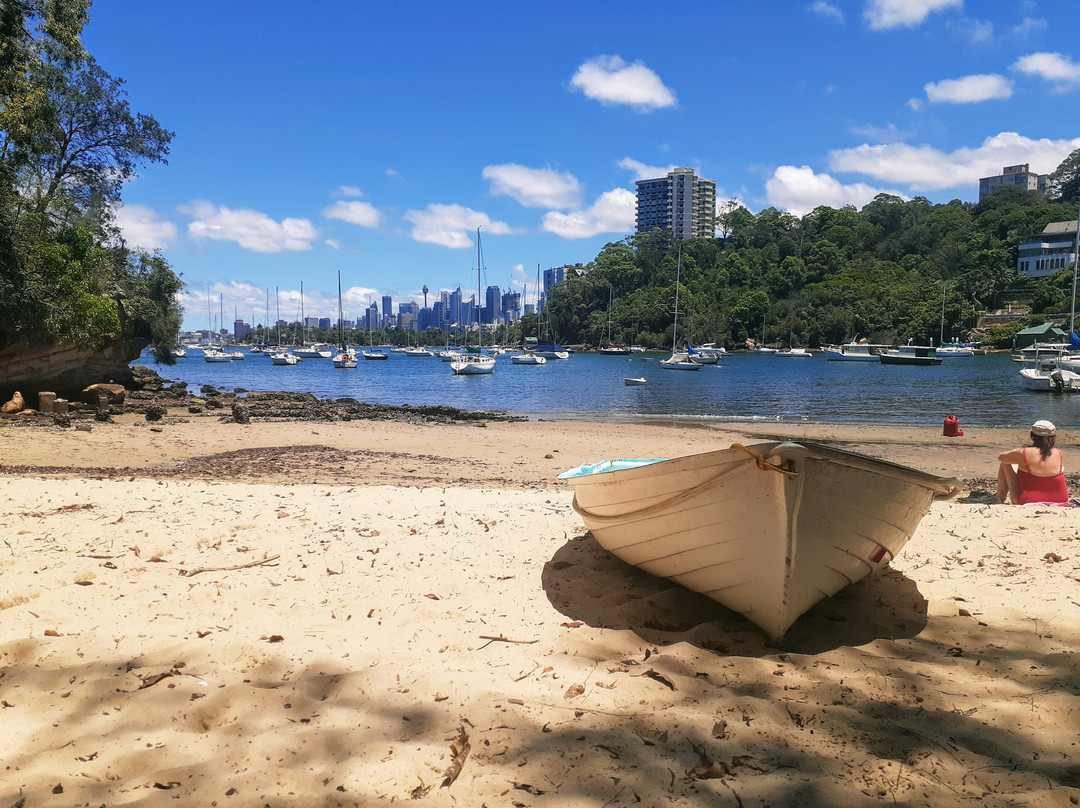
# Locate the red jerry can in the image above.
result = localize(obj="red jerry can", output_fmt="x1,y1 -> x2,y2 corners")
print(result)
943,414 -> 963,437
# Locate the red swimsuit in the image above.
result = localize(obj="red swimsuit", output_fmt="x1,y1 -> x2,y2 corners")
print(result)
1016,448 -> 1069,505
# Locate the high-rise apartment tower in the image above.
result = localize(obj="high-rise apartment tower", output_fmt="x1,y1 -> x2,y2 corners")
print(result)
635,167 -> 717,240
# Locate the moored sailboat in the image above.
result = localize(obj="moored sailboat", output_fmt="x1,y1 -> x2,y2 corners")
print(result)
661,246 -> 702,371
450,228 -> 496,375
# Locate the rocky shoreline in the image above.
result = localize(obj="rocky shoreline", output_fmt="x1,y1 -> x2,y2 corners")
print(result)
2,364 -> 527,428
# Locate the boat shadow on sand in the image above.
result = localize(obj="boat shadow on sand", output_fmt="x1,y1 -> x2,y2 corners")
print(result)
542,532 -> 929,656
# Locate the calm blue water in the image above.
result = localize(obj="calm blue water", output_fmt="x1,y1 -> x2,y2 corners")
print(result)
134,349 -> 1074,430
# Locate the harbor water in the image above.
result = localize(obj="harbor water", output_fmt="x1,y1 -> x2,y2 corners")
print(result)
135,349 -> 1074,430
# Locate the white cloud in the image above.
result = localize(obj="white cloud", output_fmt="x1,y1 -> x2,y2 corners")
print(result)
1013,52 -> 1080,90
182,201 -> 317,253
850,122 -> 912,143
112,204 -> 177,252
827,132 -> 1080,191
403,204 -> 512,248
335,185 -> 363,197
809,1 -> 844,23
925,73 -> 1013,103
617,157 -> 677,181
1012,17 -> 1047,38
322,200 -> 383,228
957,17 -> 993,44
570,55 -> 677,112
765,166 -> 898,216
542,188 -> 636,239
482,164 -> 583,209
863,0 -> 962,30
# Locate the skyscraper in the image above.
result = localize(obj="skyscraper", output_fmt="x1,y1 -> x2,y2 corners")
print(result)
635,167 -> 717,240
381,295 -> 393,329
484,285 -> 501,325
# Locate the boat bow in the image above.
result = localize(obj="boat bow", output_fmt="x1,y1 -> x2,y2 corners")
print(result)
560,441 -> 961,641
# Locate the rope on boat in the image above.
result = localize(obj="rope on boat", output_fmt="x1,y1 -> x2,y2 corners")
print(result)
571,446 -> 796,523
729,443 -> 800,478
570,462 -> 745,523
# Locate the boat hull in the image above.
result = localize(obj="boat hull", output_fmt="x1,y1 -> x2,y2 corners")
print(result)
450,355 -> 496,375
533,351 -> 569,360
1020,366 -> 1080,391
823,343 -> 881,361
559,442 -> 961,641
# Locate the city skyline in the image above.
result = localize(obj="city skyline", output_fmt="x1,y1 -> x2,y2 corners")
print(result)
82,1 -> 1080,331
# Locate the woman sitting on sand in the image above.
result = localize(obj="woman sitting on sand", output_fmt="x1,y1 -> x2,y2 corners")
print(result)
997,420 -> 1070,505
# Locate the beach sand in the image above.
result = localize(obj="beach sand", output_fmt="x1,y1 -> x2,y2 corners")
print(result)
1,411 -> 1078,807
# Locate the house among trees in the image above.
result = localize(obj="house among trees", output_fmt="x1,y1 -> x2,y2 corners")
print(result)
1017,220 -> 1079,278
1013,323 -> 1068,348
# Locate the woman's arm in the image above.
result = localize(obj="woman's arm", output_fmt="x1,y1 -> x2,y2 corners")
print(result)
997,447 -> 1025,465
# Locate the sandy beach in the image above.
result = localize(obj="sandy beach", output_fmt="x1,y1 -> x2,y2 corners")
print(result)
1,408 -> 1078,807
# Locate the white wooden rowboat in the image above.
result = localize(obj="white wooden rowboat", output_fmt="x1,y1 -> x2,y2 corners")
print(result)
559,441 -> 961,641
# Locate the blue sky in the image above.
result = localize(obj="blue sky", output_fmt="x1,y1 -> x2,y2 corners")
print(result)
83,0 -> 1080,331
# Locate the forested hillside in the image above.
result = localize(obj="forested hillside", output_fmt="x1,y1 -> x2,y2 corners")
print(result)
546,165 -> 1080,351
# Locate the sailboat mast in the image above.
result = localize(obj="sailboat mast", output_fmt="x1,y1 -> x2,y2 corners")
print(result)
940,281 -> 946,346
1071,201 -> 1079,336
672,245 -> 682,354
476,227 -> 482,349
337,271 -> 344,349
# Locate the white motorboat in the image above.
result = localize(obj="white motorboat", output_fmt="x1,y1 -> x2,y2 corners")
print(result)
450,353 -> 496,375
753,346 -> 778,354
270,351 -> 299,366
623,377 -> 647,385
1019,351 -> 1080,391
823,342 -> 882,361
778,347 -> 812,358
294,344 -> 333,359
559,441 -> 962,642
692,343 -> 725,362
687,345 -> 718,364
227,350 -> 244,360
362,349 -> 389,360
937,342 -> 975,357
404,347 -> 434,357
510,352 -> 546,365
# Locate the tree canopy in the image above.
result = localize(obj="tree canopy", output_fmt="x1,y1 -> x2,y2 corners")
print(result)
540,172 -> 1078,352
0,0 -> 182,363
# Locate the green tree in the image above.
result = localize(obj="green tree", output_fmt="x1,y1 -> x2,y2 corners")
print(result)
0,0 -> 181,365
1048,147 -> 1080,204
